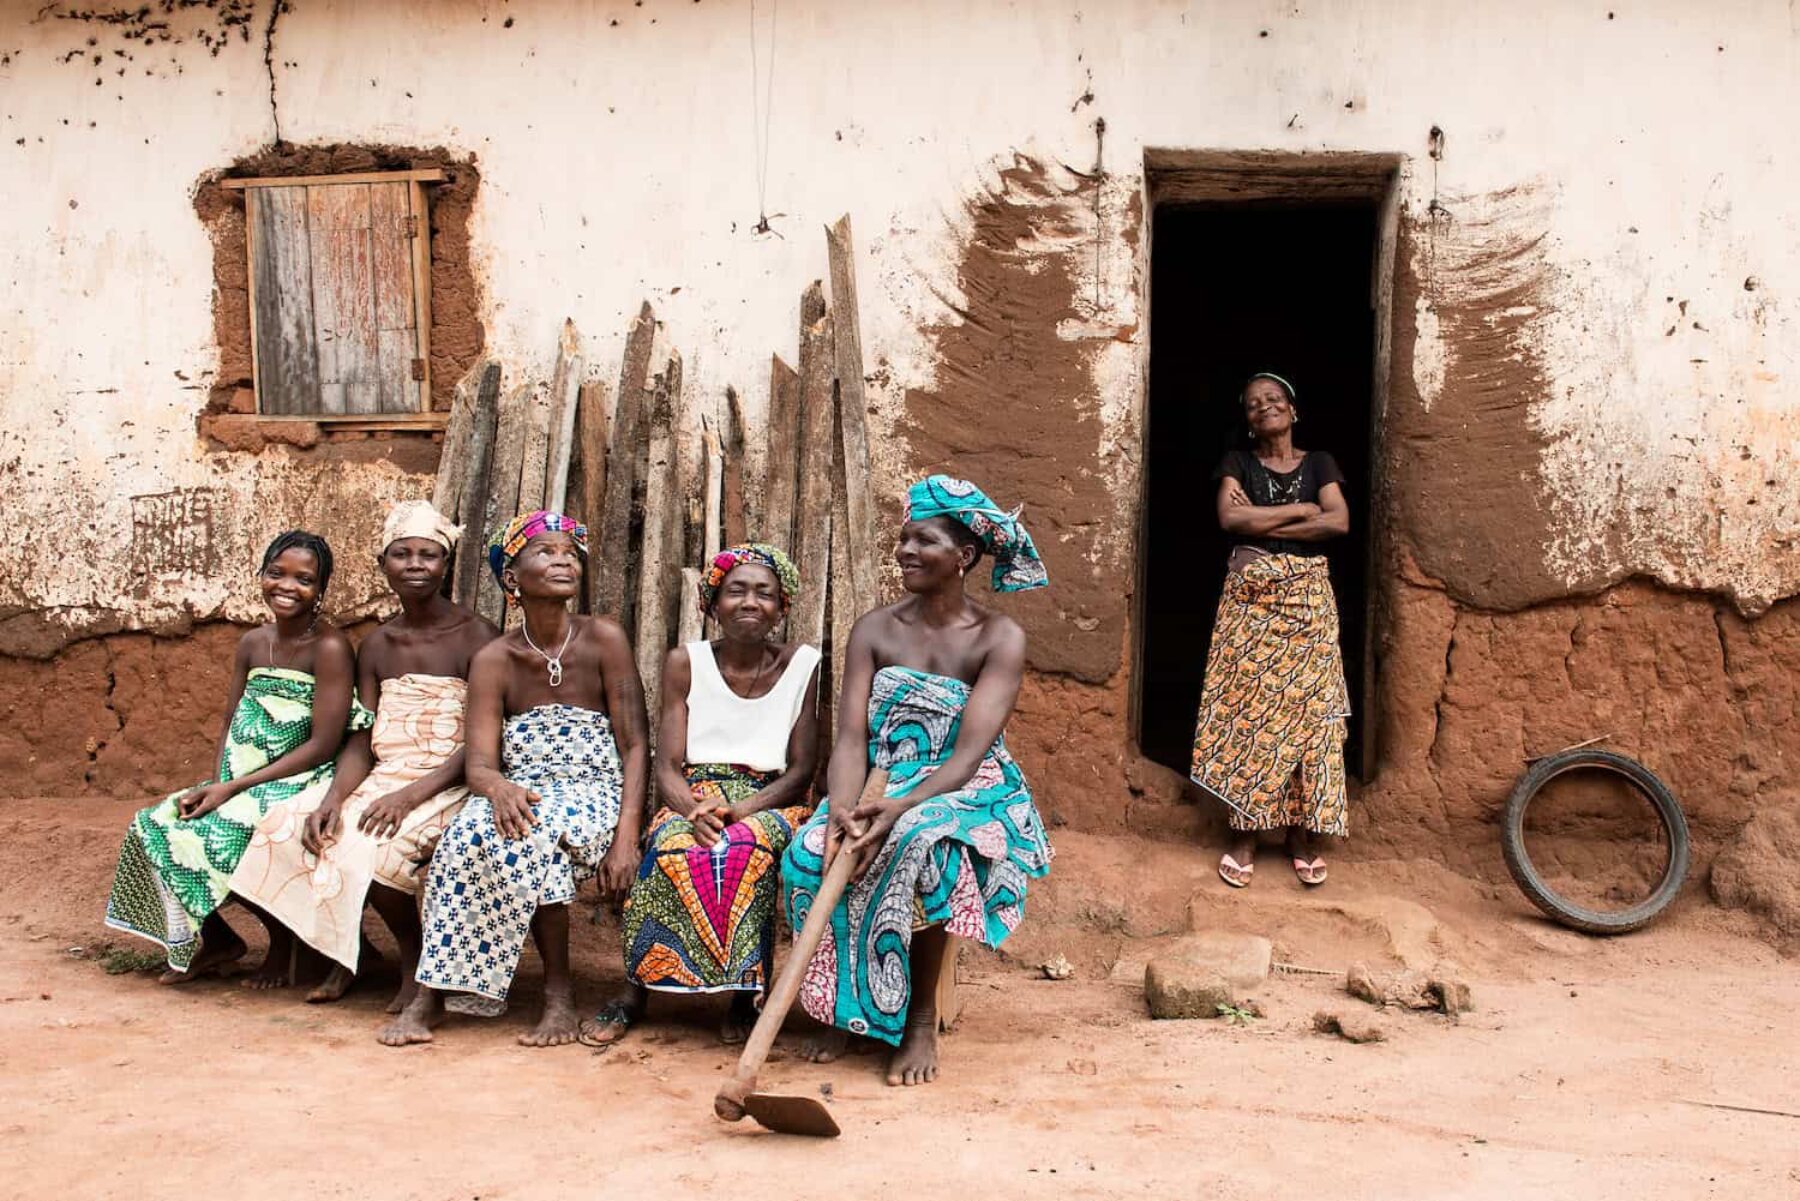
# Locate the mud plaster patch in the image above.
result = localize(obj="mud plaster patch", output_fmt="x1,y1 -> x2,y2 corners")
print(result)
1388,182 -> 1576,610
899,156 -> 1124,683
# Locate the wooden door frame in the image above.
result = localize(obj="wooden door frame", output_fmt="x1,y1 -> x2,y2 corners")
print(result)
1130,149 -> 1404,782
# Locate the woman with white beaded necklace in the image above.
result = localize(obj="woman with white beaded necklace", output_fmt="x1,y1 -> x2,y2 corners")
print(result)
392,511 -> 650,1049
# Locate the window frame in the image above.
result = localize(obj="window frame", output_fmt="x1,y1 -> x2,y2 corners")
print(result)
225,168 -> 445,429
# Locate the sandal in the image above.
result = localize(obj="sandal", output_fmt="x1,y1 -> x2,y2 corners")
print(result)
1292,856 -> 1328,886
576,999 -> 638,1048
1218,853 -> 1254,889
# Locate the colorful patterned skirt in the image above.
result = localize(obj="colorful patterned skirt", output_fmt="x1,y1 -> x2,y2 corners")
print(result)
104,667 -> 368,971
230,673 -> 472,971
623,765 -> 809,994
782,666 -> 1053,1046
1190,553 -> 1350,836
416,703 -> 624,1004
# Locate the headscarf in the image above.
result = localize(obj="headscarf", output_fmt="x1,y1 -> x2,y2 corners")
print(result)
381,499 -> 460,554
487,510 -> 589,587
698,542 -> 800,616
903,474 -> 1049,593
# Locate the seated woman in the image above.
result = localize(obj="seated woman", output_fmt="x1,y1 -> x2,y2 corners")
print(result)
1190,372 -> 1351,888
388,510 -> 648,1048
230,500 -> 498,1007
782,475 -> 1053,1087
105,531 -> 365,983
583,543 -> 821,1047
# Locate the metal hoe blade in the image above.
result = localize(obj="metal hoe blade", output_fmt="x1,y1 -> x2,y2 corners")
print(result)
743,1092 -> 841,1138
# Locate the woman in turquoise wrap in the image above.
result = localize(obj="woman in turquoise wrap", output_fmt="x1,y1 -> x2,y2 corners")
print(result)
782,474 -> 1052,1087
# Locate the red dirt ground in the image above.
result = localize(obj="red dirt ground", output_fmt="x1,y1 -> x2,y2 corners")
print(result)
3,797 -> 1797,1201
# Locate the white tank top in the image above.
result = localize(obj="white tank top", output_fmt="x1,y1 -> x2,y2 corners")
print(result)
684,640 -> 821,772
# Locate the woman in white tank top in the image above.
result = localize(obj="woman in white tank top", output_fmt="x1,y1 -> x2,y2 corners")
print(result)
581,544 -> 821,1046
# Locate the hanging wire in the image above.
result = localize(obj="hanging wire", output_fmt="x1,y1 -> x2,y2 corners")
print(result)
749,0 -> 779,234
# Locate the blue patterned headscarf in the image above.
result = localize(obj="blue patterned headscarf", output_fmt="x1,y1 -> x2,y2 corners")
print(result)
903,475 -> 1049,593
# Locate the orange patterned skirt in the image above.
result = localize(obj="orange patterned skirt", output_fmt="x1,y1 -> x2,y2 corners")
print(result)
1190,553 -> 1350,836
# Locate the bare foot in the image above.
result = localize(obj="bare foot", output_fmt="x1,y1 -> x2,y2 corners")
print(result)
520,988 -> 581,1048
886,1017 -> 939,1087
377,988 -> 441,1047
719,992 -> 757,1046
240,932 -> 296,991
803,1027 -> 850,1064
156,930 -> 248,986
385,976 -> 419,1016
305,963 -> 355,1004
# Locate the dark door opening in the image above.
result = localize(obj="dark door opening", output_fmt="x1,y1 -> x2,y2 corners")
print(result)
1137,203 -> 1378,779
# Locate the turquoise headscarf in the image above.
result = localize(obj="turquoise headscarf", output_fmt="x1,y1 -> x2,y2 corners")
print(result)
903,475 -> 1049,593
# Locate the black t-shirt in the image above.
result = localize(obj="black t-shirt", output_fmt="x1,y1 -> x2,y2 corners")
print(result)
1213,449 -> 1346,558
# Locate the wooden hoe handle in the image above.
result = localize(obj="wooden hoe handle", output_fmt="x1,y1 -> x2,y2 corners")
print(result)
718,768 -> 890,1111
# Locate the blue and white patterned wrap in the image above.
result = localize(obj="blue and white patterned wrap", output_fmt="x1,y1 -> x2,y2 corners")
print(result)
416,703 -> 623,1004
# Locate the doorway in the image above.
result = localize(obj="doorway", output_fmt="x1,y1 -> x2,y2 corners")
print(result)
1134,154 -> 1398,782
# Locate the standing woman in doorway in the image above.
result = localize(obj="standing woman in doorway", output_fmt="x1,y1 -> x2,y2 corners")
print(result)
1191,372 -> 1351,888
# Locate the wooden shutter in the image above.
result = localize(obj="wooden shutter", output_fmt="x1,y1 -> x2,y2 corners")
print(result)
235,169 -> 438,419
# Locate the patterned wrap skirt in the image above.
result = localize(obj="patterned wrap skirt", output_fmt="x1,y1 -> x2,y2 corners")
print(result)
104,667 -> 370,971
781,666 -> 1053,1046
415,703 -> 624,1004
1190,552 -> 1350,836
622,764 -> 810,994
229,673 -> 472,971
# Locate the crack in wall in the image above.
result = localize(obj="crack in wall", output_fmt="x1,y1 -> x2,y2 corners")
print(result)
261,0 -> 284,144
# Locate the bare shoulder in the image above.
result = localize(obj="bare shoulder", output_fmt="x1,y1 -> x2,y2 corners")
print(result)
978,608 -> 1026,652
581,613 -> 631,651
234,625 -> 265,659
471,630 -> 518,671
315,623 -> 355,659
456,605 -> 503,650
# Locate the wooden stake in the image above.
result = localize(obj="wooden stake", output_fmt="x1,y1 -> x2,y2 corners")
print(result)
677,566 -> 704,646
433,359 -> 485,520
543,318 -> 583,513
476,382 -> 531,625
825,215 -> 881,614
791,283 -> 835,650
567,378 -> 611,611
829,384 -> 856,700
635,353 -> 681,719
515,381 -> 554,516
723,386 -> 749,547
762,354 -> 801,552
703,414 -> 724,564
596,302 -> 657,626
674,368 -> 706,568
451,362 -> 501,606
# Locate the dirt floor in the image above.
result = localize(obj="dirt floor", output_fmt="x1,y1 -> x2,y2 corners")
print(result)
2,797 -> 1797,1201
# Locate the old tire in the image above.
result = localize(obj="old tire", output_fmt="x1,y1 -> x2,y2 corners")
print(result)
1501,749 -> 1689,935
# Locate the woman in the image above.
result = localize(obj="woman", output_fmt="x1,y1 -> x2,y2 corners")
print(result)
389,510 -> 648,1048
583,544 -> 821,1047
782,475 -> 1053,1088
230,500 -> 498,1007
1191,372 -> 1351,888
105,530 -> 366,983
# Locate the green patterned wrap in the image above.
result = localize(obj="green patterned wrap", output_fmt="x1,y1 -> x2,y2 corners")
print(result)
104,667 -> 370,971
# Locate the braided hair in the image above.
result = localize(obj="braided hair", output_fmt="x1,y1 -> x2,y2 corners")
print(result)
260,529 -> 335,593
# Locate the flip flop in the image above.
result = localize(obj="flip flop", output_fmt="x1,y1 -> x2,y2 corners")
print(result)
577,999 -> 638,1048
1218,853 -> 1254,889
1292,856 -> 1328,886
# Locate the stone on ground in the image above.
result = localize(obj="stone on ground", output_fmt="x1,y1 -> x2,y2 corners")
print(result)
1345,960 -> 1474,1015
1143,932 -> 1271,1020
1313,1009 -> 1389,1044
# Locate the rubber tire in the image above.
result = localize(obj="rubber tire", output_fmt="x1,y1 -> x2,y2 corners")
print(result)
1501,749 -> 1690,935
